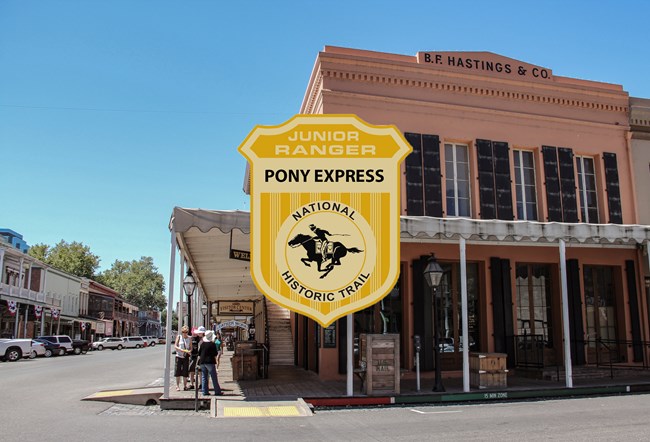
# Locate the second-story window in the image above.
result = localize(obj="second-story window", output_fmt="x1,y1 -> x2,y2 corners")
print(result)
445,143 -> 471,217
513,150 -> 538,221
576,156 -> 599,223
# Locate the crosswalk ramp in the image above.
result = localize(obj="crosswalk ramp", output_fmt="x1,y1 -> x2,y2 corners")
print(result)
212,398 -> 312,418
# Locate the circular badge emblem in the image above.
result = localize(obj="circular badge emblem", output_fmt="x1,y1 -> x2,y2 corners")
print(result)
276,200 -> 376,300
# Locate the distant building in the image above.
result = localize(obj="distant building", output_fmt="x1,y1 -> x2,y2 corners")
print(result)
0,229 -> 29,254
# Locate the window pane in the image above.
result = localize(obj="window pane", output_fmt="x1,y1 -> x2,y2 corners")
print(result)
458,198 -> 471,216
526,202 -> 538,220
521,151 -> 534,168
514,151 -> 521,168
447,197 -> 456,216
523,168 -> 536,185
456,162 -> 469,180
456,146 -> 468,162
446,161 -> 455,179
457,181 -> 470,198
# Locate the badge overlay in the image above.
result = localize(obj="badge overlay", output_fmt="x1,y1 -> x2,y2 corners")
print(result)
238,115 -> 412,326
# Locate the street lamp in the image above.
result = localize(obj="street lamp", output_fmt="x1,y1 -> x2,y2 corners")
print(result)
183,269 -> 196,330
423,254 -> 445,392
201,303 -> 208,325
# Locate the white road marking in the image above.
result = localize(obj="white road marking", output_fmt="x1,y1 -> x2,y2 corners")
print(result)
410,409 -> 462,415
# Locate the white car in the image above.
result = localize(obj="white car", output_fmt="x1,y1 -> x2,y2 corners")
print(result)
30,340 -> 46,358
142,336 -> 157,347
0,338 -> 33,362
122,336 -> 145,349
92,337 -> 124,351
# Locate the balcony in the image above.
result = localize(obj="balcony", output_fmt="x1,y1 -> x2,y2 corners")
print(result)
0,282 -> 63,308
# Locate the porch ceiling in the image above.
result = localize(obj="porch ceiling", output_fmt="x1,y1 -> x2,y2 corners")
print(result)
170,208 -> 260,303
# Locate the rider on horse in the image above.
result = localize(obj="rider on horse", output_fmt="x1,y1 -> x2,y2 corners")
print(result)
309,224 -> 331,261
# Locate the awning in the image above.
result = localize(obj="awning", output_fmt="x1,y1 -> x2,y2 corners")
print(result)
169,207 -> 260,303
401,216 -> 650,246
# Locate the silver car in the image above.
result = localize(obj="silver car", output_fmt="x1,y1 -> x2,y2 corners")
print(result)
92,337 -> 124,351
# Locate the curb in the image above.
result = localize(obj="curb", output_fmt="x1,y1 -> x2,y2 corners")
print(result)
304,384 -> 649,409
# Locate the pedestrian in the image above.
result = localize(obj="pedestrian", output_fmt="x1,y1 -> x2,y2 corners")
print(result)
198,330 -> 223,397
188,326 -> 205,390
173,325 -> 191,391
215,332 -> 223,369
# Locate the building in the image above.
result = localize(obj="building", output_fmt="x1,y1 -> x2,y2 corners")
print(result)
168,47 -> 650,386
0,229 -> 29,254
138,309 -> 162,337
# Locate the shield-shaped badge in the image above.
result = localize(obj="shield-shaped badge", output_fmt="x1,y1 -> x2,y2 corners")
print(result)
239,115 -> 411,326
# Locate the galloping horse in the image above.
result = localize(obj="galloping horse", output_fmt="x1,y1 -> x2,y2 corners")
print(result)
288,233 -> 363,279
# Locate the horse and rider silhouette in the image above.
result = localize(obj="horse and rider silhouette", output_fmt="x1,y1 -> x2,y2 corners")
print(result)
288,224 -> 363,279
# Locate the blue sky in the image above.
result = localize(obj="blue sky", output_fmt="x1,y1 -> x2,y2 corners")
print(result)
1,1 -> 649,302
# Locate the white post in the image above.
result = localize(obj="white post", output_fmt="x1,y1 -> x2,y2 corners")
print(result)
41,269 -> 48,336
347,314 -> 353,396
559,239 -> 573,388
163,229 -> 177,400
0,249 -> 4,279
23,304 -> 28,338
460,237 -> 469,392
178,259 -> 184,328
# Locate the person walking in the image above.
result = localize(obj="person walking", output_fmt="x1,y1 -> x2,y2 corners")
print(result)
188,326 -> 205,390
173,326 -> 191,391
198,330 -> 223,397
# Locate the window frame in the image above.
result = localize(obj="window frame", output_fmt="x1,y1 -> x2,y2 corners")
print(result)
576,155 -> 599,223
513,149 -> 538,221
444,142 -> 472,217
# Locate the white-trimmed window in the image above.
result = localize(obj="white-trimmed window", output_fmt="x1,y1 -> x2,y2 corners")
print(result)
576,156 -> 599,223
513,150 -> 538,221
444,143 -> 471,217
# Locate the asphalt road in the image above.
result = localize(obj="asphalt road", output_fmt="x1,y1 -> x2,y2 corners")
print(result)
2,345 -> 649,441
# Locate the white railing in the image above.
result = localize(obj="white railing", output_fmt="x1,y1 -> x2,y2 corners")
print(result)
1,282 -> 61,307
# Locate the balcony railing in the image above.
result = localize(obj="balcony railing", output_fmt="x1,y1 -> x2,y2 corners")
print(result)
0,281 -> 62,306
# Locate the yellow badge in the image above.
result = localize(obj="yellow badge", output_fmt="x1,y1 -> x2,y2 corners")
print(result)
238,115 -> 412,326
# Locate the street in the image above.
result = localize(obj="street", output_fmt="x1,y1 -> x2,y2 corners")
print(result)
1,346 -> 649,441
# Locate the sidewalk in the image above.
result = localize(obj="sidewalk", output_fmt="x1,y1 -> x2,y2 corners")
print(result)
165,349 -> 650,408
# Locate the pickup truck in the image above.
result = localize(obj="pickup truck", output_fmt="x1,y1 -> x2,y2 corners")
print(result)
0,338 -> 33,362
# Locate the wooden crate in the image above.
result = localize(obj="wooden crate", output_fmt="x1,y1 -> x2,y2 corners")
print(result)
231,354 -> 258,380
234,340 -> 257,355
359,334 -> 400,395
469,352 -> 508,389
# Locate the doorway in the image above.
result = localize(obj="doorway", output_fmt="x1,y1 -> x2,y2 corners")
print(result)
438,262 -> 480,369
584,265 -> 620,364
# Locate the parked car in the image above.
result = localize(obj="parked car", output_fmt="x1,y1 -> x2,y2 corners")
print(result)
30,340 -> 46,358
142,336 -> 157,347
33,338 -> 61,358
158,336 -> 166,345
37,335 -> 74,356
122,336 -> 145,349
92,337 -> 124,351
0,338 -> 33,362
72,339 -> 90,354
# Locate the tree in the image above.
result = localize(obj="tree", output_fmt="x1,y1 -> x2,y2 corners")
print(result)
97,257 -> 166,310
161,309 -> 178,332
28,240 -> 100,278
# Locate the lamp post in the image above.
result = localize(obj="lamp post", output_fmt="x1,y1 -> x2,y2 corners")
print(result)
201,303 -> 208,326
424,254 -> 445,392
183,269 -> 196,330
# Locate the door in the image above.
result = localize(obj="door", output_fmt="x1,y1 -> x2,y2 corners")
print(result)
584,266 -> 619,364
438,263 -> 480,370
515,264 -> 555,367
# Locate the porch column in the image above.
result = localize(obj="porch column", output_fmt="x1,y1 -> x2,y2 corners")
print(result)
23,304 -> 28,338
163,229 -> 177,400
41,269 -> 48,336
559,239 -> 573,388
460,237 -> 469,392
0,249 -> 5,280
347,313 -> 353,396
178,259 -> 184,329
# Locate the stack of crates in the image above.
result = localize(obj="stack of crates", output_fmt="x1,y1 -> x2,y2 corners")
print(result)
469,352 -> 508,389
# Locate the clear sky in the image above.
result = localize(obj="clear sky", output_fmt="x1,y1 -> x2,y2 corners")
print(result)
1,1 -> 649,304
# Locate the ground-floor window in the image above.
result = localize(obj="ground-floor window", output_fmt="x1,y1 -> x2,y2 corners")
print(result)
515,264 -> 553,346
438,262 -> 479,369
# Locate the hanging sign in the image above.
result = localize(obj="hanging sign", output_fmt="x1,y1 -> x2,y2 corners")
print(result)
238,115 -> 411,326
218,301 -> 254,315
34,305 -> 43,319
7,300 -> 17,316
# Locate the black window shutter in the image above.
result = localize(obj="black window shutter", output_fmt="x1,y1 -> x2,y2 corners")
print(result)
412,256 -> 433,370
557,147 -> 578,223
338,316 -> 347,374
422,134 -> 443,217
625,260 -> 643,362
404,133 -> 424,216
493,141 -> 514,220
477,139 -> 496,219
542,146 -> 563,222
567,259 -> 585,365
603,152 -> 623,224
